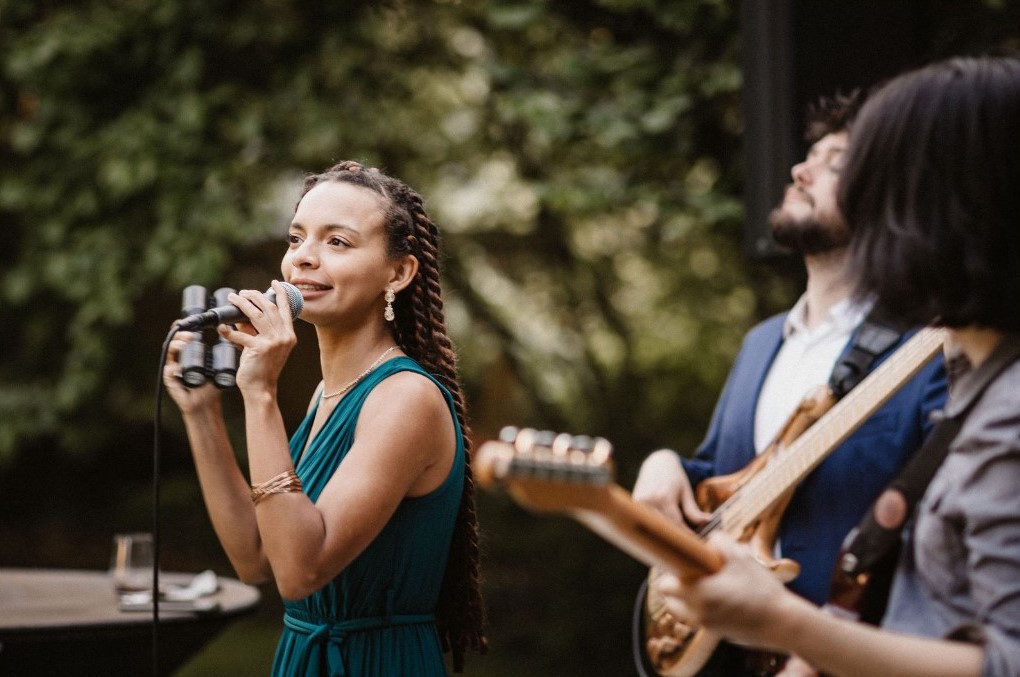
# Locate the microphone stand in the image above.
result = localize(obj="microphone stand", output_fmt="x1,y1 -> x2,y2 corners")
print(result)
150,328 -> 178,676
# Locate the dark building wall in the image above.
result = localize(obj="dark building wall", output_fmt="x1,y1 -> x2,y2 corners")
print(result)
740,0 -> 1020,257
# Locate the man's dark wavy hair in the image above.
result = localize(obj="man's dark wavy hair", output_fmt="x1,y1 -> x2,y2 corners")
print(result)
840,56 -> 1020,332
803,88 -> 867,143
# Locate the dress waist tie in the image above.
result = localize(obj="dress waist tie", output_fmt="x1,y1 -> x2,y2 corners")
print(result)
283,609 -> 435,677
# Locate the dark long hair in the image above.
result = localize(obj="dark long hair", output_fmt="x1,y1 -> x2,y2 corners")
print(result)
301,161 -> 487,670
840,56 -> 1020,332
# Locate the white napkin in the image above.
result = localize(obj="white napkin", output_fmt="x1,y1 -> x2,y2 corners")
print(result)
163,569 -> 219,601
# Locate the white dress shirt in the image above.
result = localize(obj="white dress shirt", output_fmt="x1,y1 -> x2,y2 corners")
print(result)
753,294 -> 871,453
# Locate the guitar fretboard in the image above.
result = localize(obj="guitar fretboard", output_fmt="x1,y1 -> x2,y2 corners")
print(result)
704,327 -> 945,537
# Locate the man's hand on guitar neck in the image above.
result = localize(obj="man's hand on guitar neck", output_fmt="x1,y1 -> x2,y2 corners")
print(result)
632,449 -> 713,527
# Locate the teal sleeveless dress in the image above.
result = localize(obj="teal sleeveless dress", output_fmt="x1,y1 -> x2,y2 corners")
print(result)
270,357 -> 464,677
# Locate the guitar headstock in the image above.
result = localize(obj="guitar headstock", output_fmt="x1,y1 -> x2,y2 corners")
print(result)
474,426 -> 616,513
475,426 -> 615,485
476,426 -> 725,577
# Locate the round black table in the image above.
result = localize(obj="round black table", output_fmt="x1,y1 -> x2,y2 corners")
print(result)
0,567 -> 261,676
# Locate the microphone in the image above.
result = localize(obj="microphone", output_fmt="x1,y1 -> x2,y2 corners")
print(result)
179,285 -> 209,386
210,287 -> 240,388
175,282 -> 304,331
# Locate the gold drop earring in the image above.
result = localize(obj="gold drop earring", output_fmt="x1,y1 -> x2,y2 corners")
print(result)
384,288 -> 396,322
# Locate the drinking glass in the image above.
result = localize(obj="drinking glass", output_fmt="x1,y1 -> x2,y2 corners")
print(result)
109,532 -> 154,595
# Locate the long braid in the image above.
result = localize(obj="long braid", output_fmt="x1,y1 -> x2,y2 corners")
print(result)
395,185 -> 487,671
301,162 -> 487,670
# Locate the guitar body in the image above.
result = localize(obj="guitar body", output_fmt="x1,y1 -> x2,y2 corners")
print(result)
643,387 -> 834,676
645,566 -> 720,677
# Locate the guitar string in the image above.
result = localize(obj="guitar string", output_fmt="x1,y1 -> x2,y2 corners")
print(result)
724,339 -> 925,526
711,328 -> 943,532
721,330 -> 941,528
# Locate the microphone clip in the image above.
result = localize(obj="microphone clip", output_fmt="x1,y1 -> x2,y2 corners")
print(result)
178,285 -> 239,389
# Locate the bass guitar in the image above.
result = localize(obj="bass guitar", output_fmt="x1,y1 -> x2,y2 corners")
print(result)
474,326 -> 946,677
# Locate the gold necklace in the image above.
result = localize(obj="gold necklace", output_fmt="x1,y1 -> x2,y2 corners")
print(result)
321,346 -> 398,400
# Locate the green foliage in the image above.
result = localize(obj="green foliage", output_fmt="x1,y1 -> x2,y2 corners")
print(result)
435,0 -> 762,462
0,0 -> 763,461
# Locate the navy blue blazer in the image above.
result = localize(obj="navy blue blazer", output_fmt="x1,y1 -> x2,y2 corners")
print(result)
682,313 -> 948,605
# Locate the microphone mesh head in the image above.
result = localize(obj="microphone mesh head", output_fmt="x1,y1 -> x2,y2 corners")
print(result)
278,281 -> 304,319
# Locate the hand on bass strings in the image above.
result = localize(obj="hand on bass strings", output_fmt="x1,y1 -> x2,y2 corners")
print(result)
632,448 -> 712,526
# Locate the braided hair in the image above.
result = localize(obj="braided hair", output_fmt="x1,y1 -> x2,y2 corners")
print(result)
300,161 -> 487,670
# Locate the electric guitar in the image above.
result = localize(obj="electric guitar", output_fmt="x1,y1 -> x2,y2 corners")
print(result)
474,326 -> 946,677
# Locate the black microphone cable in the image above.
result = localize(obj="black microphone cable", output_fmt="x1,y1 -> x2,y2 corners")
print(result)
151,327 -> 178,677
151,318 -> 220,676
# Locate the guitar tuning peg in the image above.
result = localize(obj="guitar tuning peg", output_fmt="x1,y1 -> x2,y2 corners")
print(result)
569,435 -> 594,452
589,437 -> 613,465
513,428 -> 538,454
551,432 -> 573,457
498,426 -> 519,443
534,430 -> 557,450
566,436 -> 594,467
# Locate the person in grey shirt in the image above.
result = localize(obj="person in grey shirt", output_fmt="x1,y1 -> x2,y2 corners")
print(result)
650,55 -> 1020,677
881,334 -> 1020,677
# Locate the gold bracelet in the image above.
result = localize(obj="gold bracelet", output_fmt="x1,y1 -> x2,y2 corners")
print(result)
250,469 -> 303,505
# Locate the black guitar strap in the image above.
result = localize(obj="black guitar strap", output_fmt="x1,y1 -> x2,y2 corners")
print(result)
828,313 -> 905,400
829,338 -> 1019,625
812,412 -> 962,677
830,413 -> 963,621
